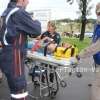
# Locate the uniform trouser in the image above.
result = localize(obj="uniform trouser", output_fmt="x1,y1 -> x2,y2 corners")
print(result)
91,64 -> 100,100
0,46 -> 28,100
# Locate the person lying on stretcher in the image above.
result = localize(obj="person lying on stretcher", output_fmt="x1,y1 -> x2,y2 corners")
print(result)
28,38 -> 78,59
44,42 -> 79,59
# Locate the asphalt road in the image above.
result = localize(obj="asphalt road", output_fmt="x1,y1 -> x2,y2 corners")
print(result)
0,57 -> 95,100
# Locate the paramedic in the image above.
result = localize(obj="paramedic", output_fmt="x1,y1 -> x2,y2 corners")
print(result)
41,21 -> 61,83
0,0 -> 41,100
40,21 -> 61,45
77,2 -> 100,100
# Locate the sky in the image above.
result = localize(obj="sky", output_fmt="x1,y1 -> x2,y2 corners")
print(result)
0,0 -> 100,20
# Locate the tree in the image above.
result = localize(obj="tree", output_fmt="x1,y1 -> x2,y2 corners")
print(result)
67,0 -> 93,41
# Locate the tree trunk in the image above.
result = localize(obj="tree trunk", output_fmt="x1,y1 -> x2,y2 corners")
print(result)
79,0 -> 87,41
80,18 -> 87,41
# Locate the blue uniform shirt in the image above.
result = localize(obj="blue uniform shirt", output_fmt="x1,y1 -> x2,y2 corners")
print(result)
93,24 -> 100,65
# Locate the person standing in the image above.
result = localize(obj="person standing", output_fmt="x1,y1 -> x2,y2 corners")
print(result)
0,0 -> 41,100
40,21 -> 61,45
41,21 -> 61,83
77,2 -> 100,100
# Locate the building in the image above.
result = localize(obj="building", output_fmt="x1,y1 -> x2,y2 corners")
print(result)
29,9 -> 51,32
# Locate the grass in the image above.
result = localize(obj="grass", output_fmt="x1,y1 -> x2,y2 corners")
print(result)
61,37 -> 91,52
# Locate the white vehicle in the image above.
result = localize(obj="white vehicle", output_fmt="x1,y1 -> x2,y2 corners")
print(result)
73,32 -> 80,38
85,32 -> 93,38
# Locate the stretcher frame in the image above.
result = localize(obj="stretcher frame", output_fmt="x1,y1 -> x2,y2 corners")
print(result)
26,51 -> 82,99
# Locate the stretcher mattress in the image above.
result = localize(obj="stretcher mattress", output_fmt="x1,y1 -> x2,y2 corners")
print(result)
27,51 -> 77,66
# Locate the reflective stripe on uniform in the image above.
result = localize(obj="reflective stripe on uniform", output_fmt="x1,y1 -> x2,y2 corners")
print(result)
3,7 -> 19,45
11,92 -> 28,99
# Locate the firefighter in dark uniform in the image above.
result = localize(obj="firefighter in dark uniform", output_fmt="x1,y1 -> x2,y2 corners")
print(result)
0,0 -> 41,100
41,21 -> 61,83
41,21 -> 61,44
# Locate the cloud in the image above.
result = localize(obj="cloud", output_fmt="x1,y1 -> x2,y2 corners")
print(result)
27,0 -> 79,20
0,0 -> 99,19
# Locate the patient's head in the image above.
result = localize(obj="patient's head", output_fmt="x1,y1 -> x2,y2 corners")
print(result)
47,43 -> 57,52
45,42 -> 72,54
62,42 -> 72,48
44,43 -> 57,56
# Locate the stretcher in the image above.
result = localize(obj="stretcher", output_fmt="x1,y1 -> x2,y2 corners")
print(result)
26,50 -> 82,99
27,50 -> 78,66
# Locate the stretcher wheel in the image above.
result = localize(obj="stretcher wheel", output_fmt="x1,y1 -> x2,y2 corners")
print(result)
72,64 -> 77,68
60,80 -> 67,88
69,72 -> 72,76
88,83 -> 92,87
76,72 -> 82,78
50,91 -> 57,99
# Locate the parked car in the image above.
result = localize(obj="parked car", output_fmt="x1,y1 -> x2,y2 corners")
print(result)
85,32 -> 93,38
